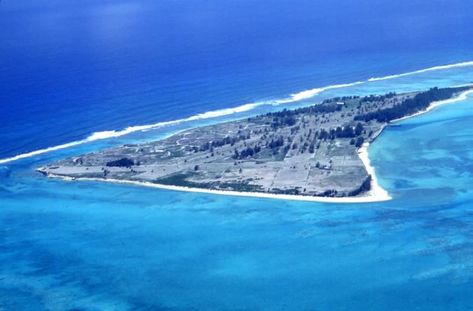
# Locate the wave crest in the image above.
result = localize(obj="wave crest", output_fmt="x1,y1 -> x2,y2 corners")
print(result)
1,60 -> 472,165
368,61 -> 473,82
0,102 -> 262,165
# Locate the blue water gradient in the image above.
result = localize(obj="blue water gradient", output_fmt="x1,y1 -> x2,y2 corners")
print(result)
1,0 -> 473,158
1,67 -> 473,309
2,0 -> 473,309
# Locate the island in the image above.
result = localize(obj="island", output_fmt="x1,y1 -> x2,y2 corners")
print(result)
37,86 -> 472,202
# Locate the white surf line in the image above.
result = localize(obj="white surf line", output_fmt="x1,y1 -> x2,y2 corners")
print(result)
2,60 -> 473,165
44,174 -> 391,204
272,81 -> 365,105
0,103 -> 261,165
0,141 -> 87,165
368,61 -> 473,82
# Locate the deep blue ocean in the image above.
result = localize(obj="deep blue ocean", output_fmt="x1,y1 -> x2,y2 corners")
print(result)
1,0 -> 473,310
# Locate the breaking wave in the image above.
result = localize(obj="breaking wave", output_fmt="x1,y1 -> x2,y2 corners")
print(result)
272,81 -> 365,105
0,103 -> 261,165
1,60 -> 472,165
368,61 -> 473,82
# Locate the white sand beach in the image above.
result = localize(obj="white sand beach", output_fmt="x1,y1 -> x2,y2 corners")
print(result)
357,143 -> 391,202
46,172 -> 391,204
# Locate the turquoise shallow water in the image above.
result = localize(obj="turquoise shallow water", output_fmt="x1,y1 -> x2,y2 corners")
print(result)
1,69 -> 473,310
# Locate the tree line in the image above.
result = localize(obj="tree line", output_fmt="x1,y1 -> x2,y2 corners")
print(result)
354,87 -> 467,123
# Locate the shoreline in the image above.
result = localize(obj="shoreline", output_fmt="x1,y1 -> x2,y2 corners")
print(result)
45,173 -> 391,204
391,88 -> 473,123
357,142 -> 391,202
356,88 -> 473,201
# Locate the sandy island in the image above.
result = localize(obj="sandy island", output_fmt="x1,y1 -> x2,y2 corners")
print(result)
40,87 -> 473,204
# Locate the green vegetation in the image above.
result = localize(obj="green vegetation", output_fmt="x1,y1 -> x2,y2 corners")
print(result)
106,158 -> 134,168
155,173 -> 261,192
355,87 -> 467,123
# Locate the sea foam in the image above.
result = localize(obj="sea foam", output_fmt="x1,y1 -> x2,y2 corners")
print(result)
0,103 -> 262,164
368,61 -> 473,82
1,60 -> 473,165
277,81 -> 365,104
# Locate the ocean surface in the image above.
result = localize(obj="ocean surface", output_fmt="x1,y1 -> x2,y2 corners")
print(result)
1,0 -> 473,310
